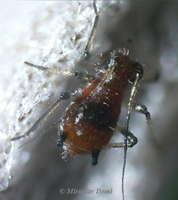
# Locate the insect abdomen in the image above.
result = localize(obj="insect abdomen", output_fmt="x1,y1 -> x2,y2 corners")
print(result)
60,60 -> 131,156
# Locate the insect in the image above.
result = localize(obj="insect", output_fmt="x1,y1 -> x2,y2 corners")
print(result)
12,1 -> 151,199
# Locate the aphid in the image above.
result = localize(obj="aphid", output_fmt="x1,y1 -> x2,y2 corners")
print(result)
12,1 -> 151,199
57,51 -> 144,165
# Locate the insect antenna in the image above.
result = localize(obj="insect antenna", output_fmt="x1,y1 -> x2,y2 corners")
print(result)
122,72 -> 142,200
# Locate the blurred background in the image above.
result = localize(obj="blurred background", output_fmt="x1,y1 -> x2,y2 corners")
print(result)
0,1 -> 178,200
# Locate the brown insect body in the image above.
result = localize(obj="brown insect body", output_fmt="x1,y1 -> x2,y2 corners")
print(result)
59,52 -> 142,161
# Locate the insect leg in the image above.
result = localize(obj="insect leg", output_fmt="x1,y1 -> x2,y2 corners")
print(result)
134,104 -> 151,124
24,61 -> 77,78
24,61 -> 74,76
107,124 -> 138,149
134,104 -> 163,151
84,0 -> 100,57
24,61 -> 94,82
11,91 -> 72,141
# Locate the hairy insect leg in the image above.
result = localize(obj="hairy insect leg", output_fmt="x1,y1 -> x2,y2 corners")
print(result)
106,105 -> 151,150
84,0 -> 100,57
106,124 -> 138,149
24,61 -> 94,82
24,61 -> 74,76
134,104 -> 163,150
134,104 -> 151,124
11,91 -> 72,141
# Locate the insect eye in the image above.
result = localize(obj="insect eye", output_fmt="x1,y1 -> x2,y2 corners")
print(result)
128,62 -> 143,83
135,63 -> 143,80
